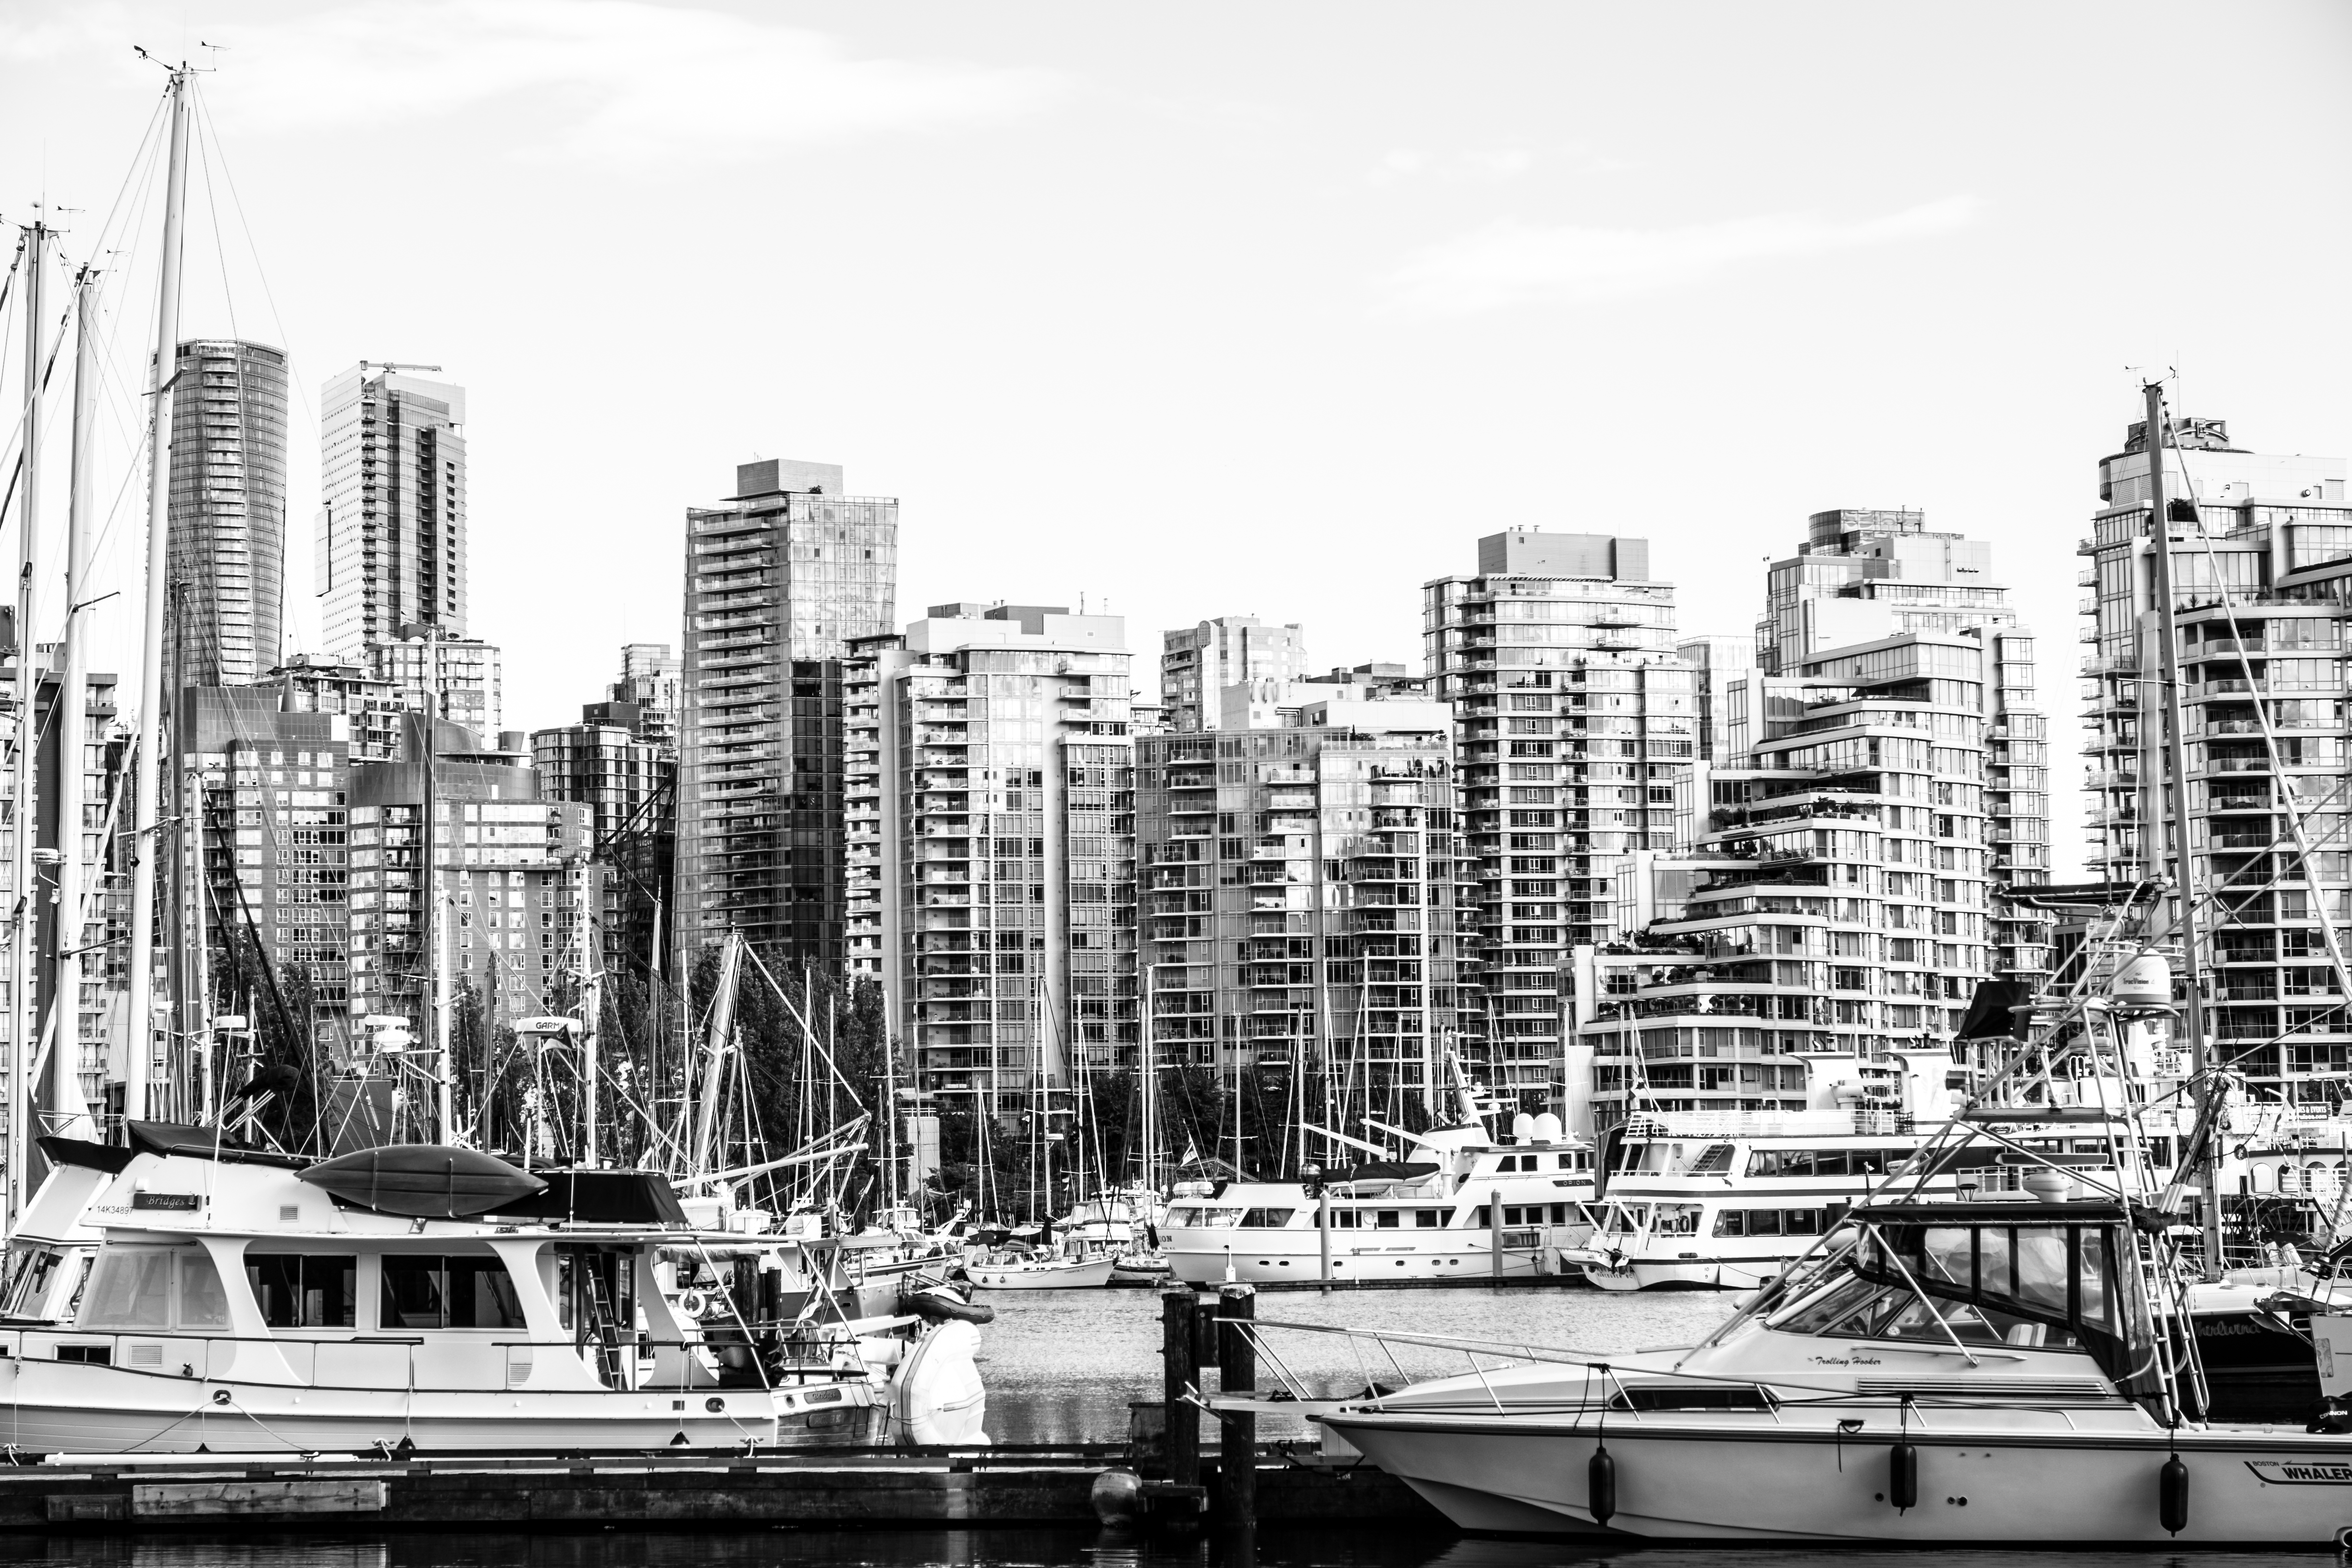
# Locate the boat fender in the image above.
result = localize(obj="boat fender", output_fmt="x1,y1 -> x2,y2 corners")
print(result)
902,1286 -> 996,1326
1887,1441 -> 1918,1511
2159,1453 -> 2190,1535
1587,1440 -> 1615,1527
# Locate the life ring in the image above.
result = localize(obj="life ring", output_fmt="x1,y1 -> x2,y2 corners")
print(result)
679,1289 -> 710,1318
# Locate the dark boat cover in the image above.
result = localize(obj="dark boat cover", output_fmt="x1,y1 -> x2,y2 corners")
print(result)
123,1121 -> 308,1169
1340,1161 -> 1440,1182
299,1144 -> 546,1218
488,1170 -> 692,1227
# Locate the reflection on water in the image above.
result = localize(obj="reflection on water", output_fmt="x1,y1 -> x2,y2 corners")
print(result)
0,1534 -> 2329,1568
981,1287 -> 1738,1446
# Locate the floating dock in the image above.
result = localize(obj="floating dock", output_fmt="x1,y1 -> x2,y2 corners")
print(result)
3,1446 -> 1438,1531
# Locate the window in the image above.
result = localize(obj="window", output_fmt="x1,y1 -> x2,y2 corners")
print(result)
247,1255 -> 358,1328
380,1255 -> 527,1330
1414,1209 -> 1440,1228
80,1251 -> 175,1329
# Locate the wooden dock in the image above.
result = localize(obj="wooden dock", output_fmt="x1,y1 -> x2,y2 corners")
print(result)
0,1446 -> 1439,1531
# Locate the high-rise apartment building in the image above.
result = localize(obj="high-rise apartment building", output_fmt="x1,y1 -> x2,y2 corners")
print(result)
594,643 -> 682,754
843,605 -> 1135,1098
265,655 -> 403,762
346,717 -> 596,1033
533,657 -> 676,979
366,634 -> 503,747
1676,635 -> 1756,762
2081,415 -> 2351,1104
1757,508 -> 2048,976
1423,530 -> 1697,1101
167,340 -> 289,686
1134,675 -> 1464,1115
1569,633 -> 2004,1129
1162,616 -> 1308,734
317,364 -> 467,658
184,689 -> 355,1035
676,460 -> 896,964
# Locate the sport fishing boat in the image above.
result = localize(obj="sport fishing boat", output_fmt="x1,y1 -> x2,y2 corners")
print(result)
0,1126 -> 988,1454
1318,1186 -> 2352,1545
1162,1112 -> 1598,1286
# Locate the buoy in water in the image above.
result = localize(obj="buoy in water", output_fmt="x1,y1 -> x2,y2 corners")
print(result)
2160,1453 -> 2190,1535
1588,1442 -> 1616,1527
1091,1467 -> 1142,1527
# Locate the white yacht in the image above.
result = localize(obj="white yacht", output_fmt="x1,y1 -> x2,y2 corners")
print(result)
1319,1189 -> 2352,1544
1162,1113 -> 1598,1286
1568,1109 -> 1957,1291
0,1126 -> 988,1454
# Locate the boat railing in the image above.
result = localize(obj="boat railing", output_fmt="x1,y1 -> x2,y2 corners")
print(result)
0,1328 -> 752,1396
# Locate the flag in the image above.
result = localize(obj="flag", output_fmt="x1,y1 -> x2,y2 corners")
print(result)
1180,1141 -> 1200,1167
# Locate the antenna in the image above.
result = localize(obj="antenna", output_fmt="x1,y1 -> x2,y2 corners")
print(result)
358,361 -> 444,374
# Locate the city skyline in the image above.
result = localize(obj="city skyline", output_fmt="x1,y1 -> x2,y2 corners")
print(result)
0,3 -> 2345,897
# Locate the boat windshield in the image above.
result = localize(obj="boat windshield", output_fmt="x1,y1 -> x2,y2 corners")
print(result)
1767,1274 -> 2082,1349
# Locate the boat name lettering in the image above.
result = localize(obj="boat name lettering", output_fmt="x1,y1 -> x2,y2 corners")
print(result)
128,1195 -> 202,1212
1806,1354 -> 1882,1367
2246,1461 -> 2352,1485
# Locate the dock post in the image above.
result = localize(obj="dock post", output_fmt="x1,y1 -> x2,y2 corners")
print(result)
1162,1286 -> 1200,1490
1490,1193 -> 1503,1284
1219,1282 -> 1258,1527
1318,1183 -> 1332,1293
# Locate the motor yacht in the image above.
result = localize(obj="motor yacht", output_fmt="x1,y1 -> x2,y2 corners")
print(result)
1162,1114 -> 1598,1286
0,1125 -> 987,1455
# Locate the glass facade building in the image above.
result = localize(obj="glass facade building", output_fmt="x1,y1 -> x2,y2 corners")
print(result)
1423,530 -> 1697,1101
2081,416 -> 2352,1102
317,365 -> 468,657
167,340 -> 288,686
677,461 -> 896,965
844,606 -> 1135,1099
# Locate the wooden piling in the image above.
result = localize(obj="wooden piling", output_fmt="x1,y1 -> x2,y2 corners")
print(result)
1162,1286 -> 1200,1491
1219,1282 -> 1257,1527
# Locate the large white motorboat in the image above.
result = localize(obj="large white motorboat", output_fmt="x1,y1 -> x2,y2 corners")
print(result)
1318,1189 -> 2352,1544
0,1126 -> 988,1454
1162,1113 -> 1599,1286
1568,1109 -> 1960,1291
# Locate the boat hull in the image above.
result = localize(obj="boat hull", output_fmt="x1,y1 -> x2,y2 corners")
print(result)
1323,1412 -> 2352,1544
1165,1232 -> 1586,1287
0,1355 -> 877,1455
1577,1256 -> 1779,1292
966,1258 -> 1117,1290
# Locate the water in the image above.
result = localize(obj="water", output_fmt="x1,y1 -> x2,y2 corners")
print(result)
0,1288 -> 2325,1565
979,1285 -> 1739,1446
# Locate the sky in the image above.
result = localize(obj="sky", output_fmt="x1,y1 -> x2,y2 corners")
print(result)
1,0 -> 2348,881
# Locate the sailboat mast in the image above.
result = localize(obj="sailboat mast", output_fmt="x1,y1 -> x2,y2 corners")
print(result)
52,266 -> 98,1141
1139,955 -> 1156,1190
2142,381 -> 2224,1279
9,219 -> 45,1217
126,66 -> 192,1128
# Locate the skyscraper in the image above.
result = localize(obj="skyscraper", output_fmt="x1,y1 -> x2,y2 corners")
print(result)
2081,415 -> 2351,1105
676,460 -> 896,963
1423,530 -> 1697,1100
1161,616 -> 1308,734
843,604 -> 1135,1097
167,340 -> 288,685
1133,672 -> 1461,1114
317,364 -> 467,657
1757,507 -> 2048,976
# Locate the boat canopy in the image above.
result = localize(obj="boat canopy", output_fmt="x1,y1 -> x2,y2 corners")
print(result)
490,1170 -> 692,1227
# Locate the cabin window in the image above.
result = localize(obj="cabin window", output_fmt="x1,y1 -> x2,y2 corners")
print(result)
247,1256 -> 358,1328
1376,1211 -> 1401,1229
1415,1209 -> 1441,1228
80,1250 -> 174,1329
380,1256 -> 527,1330
1238,1209 -> 1295,1229
178,1252 -> 230,1328
0,1246 -> 71,1318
